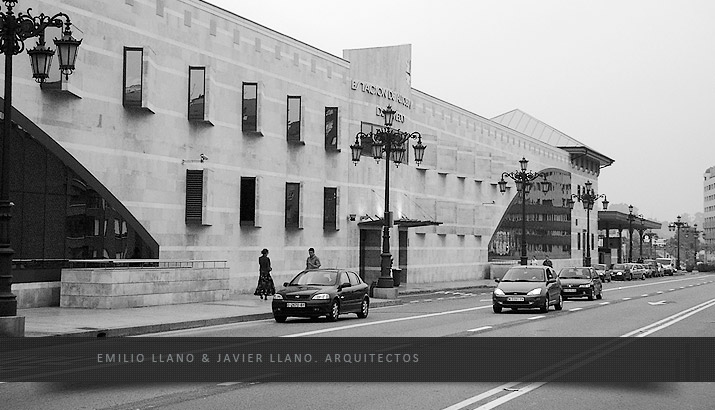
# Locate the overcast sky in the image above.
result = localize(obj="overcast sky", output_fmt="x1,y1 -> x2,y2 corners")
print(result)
209,0 -> 715,222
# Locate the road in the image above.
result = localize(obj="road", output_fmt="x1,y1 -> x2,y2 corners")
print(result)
2,273 -> 714,409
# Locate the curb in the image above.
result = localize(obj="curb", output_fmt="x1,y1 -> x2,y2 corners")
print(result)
47,299 -> 405,338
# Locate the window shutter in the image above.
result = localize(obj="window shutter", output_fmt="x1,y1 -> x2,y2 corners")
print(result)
186,169 -> 204,224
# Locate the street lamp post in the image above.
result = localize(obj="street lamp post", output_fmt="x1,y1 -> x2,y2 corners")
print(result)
567,180 -> 608,267
350,105 -> 425,289
692,224 -> 701,267
0,1 -> 81,318
639,215 -> 645,261
497,157 -> 550,266
669,216 -> 688,271
628,205 -> 643,262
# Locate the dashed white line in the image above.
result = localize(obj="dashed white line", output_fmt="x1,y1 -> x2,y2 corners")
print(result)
622,297 -> 632,300
599,301 -> 610,305
527,315 -> 545,320
569,307 -> 583,312
467,326 -> 493,332
641,294 -> 649,297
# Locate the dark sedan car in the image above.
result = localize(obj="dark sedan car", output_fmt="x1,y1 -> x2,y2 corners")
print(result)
492,266 -> 562,313
558,267 -> 603,300
272,269 -> 369,322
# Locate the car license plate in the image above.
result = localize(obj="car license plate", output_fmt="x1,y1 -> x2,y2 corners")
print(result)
506,297 -> 524,302
286,302 -> 305,308
564,289 -> 577,292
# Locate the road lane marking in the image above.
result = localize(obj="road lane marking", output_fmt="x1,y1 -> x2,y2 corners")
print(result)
599,302 -> 610,305
479,299 -> 492,302
475,382 -> 548,410
569,308 -> 583,312
657,291 -> 664,294
641,294 -> 649,297
527,315 -> 545,320
621,298 -> 715,337
467,326 -> 493,332
452,293 -> 715,410
648,301 -> 666,305
622,297 -> 631,300
441,382 -> 520,410
283,305 -> 492,337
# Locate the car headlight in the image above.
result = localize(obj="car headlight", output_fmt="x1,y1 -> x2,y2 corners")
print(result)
527,288 -> 542,296
579,284 -> 591,288
493,288 -> 505,297
273,294 -> 283,300
312,293 -> 330,300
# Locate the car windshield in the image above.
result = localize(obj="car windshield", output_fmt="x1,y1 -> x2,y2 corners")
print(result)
502,268 -> 545,282
593,264 -> 606,270
289,270 -> 338,286
613,264 -> 627,270
558,268 -> 591,279
656,258 -> 672,265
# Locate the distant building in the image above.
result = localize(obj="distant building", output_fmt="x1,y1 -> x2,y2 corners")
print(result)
704,166 -> 715,261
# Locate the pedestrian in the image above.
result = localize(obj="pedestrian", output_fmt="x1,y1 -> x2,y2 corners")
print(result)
254,248 -> 275,300
306,247 -> 321,270
531,256 -> 538,265
542,255 -> 553,268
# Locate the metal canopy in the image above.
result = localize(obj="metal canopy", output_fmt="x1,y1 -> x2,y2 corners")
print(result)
598,211 -> 661,231
357,215 -> 442,228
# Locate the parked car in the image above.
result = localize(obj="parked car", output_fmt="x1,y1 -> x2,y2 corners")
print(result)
492,266 -> 563,313
643,259 -> 664,277
610,263 -> 646,281
656,258 -> 675,275
558,267 -> 603,300
593,263 -> 611,282
272,268 -> 370,322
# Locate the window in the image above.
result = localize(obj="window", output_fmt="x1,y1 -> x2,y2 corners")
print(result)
240,177 -> 256,226
287,96 -> 302,142
339,271 -> 350,286
347,272 -> 361,286
242,83 -> 258,132
325,107 -> 338,150
185,169 -> 204,224
188,67 -> 206,121
285,182 -> 301,228
323,187 -> 337,230
123,47 -> 143,107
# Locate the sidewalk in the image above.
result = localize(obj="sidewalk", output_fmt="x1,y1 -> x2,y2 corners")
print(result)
17,279 -> 495,337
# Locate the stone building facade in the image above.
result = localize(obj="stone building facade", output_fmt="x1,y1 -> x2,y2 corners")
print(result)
6,0 -> 612,296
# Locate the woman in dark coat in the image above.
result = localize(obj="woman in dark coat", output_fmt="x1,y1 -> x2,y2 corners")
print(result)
254,248 -> 275,299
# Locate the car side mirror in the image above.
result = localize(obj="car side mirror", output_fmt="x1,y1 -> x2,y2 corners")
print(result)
494,278 -> 501,283
283,282 -> 289,287
338,282 -> 351,290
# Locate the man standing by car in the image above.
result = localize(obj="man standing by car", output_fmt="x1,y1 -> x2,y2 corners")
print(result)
543,255 -> 553,268
306,248 -> 321,270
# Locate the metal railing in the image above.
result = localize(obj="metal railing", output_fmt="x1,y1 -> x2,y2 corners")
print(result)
14,259 -> 227,270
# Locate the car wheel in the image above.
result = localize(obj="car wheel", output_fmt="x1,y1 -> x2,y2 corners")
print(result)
540,296 -> 549,313
326,299 -> 340,322
357,297 -> 369,318
493,304 -> 502,313
588,288 -> 595,301
274,315 -> 286,323
554,294 -> 563,311
627,274 -> 632,281
641,274 -> 646,280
